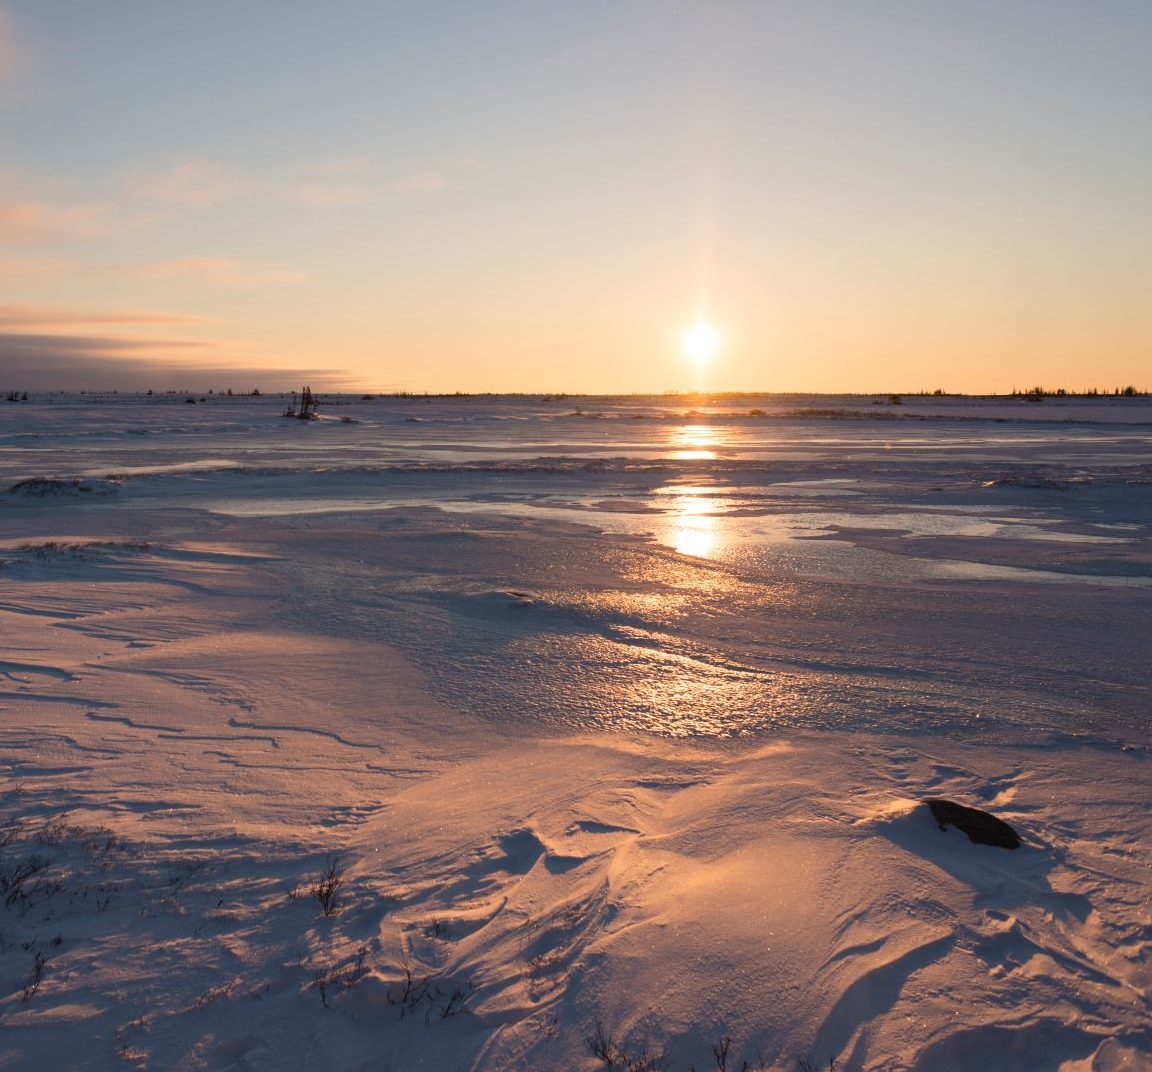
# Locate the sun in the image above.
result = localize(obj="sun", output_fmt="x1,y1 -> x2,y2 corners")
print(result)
682,322 -> 719,365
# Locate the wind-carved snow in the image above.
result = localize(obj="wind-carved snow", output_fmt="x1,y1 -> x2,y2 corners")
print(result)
0,394 -> 1148,1069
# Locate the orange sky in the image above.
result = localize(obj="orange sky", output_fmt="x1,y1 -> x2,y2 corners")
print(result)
2,3 -> 1149,393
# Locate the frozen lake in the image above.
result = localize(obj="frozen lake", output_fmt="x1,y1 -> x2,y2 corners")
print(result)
4,391 -> 1150,740
3,391 -> 1151,1070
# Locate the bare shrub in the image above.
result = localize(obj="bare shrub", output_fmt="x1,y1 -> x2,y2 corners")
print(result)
312,944 -> 369,1008
585,1018 -> 667,1072
1,854 -> 49,911
796,1057 -> 837,1072
311,855 -> 344,917
384,963 -> 475,1021
21,950 -> 45,1002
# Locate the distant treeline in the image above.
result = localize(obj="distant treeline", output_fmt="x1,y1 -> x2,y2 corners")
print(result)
3,388 -> 264,398
4,386 -> 1148,402
1007,385 -> 1145,400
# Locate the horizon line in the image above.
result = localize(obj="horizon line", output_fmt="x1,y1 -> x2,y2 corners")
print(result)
8,386 -> 1148,400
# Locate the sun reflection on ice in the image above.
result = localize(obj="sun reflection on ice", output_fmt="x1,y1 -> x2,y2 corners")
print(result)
669,424 -> 725,461
655,483 -> 726,558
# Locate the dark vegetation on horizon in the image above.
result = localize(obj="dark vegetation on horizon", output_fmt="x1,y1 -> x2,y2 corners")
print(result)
1009,384 -> 1143,400
3,385 -> 1147,402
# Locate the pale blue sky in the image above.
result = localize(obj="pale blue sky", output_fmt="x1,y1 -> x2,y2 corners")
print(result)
2,2 -> 1150,391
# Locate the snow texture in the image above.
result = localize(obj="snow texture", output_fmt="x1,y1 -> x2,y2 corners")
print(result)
0,393 -> 1149,1070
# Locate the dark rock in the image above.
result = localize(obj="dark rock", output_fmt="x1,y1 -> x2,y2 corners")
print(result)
8,477 -> 90,496
7,477 -> 118,497
924,798 -> 1021,850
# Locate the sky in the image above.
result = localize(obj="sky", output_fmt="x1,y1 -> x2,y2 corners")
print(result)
1,1 -> 1150,393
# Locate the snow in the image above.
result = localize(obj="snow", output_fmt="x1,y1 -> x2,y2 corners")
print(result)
0,393 -> 1149,1069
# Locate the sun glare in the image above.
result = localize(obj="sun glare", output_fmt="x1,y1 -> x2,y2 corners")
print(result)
682,322 -> 719,365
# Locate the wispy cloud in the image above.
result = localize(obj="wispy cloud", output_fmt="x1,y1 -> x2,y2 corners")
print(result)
0,169 -> 159,242
0,332 -> 206,353
135,256 -> 306,287
0,256 -> 73,285
128,160 -> 232,206
0,304 -> 202,328
0,196 -> 117,241
0,332 -> 352,391
0,332 -> 208,383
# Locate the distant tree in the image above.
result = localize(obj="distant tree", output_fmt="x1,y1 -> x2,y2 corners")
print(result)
283,386 -> 319,419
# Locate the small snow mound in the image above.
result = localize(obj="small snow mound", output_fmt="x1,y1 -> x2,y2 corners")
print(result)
856,797 -> 920,828
979,472 -> 1070,491
1059,1037 -> 1152,1072
471,827 -> 589,879
7,477 -> 118,497
910,1019 -> 1118,1072
15,540 -> 151,560
493,827 -> 547,873
468,589 -> 539,608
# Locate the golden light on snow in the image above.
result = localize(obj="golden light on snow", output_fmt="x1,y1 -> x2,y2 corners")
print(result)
655,479 -> 727,558
664,491 -> 722,558
682,322 -> 719,365
669,424 -> 723,461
